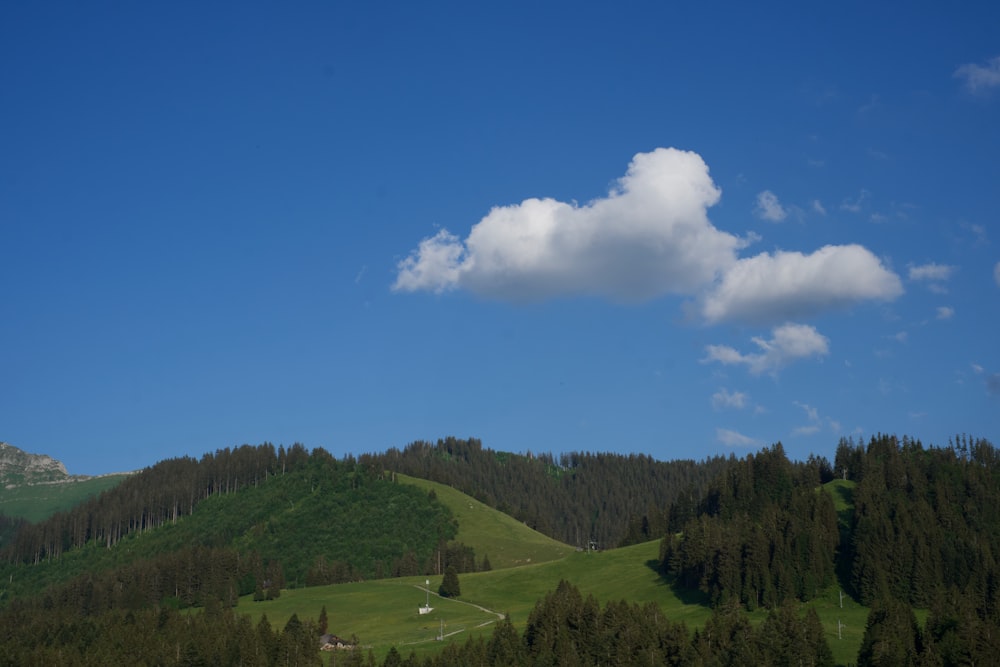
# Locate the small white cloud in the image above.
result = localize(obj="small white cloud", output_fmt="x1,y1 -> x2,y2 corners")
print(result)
792,425 -> 821,436
841,190 -> 869,213
972,363 -> 984,374
711,388 -> 749,410
909,262 -> 955,282
716,428 -> 759,448
936,306 -> 954,320
812,200 -> 827,215
754,190 -> 787,222
700,244 -> 903,324
890,331 -> 908,343
955,55 -> 1000,94
870,213 -> 888,224
703,323 -> 830,375
793,401 -> 819,422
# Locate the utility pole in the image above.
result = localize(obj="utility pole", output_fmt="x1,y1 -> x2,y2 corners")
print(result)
839,589 -> 844,608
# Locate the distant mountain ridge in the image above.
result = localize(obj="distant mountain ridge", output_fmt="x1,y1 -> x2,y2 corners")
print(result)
0,442 -> 70,487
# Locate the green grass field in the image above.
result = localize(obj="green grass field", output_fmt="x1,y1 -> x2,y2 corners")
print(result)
239,474 -> 876,665
394,473 -> 573,569
0,475 -> 129,523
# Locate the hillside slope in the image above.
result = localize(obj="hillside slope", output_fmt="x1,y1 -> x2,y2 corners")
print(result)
395,473 -> 572,570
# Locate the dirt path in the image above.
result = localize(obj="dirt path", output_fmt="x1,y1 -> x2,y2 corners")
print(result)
414,584 -> 505,620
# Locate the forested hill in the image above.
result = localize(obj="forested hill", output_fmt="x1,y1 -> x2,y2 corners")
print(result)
0,445 -> 468,606
658,433 -> 1000,665
360,437 -> 737,549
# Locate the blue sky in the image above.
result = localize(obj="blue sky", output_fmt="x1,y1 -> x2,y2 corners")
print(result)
2,2 -> 999,475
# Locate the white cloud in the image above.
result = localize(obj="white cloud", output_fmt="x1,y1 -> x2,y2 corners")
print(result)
936,306 -> 954,320
703,323 -> 830,375
792,400 -> 841,436
716,428 -> 759,448
994,261 -> 1000,287
955,56 -> 1000,94
908,262 -> 955,282
395,149 -> 903,323
793,401 -> 819,421
841,190 -> 869,213
812,200 -> 827,215
754,190 -> 787,222
393,148 -> 740,301
972,364 -> 984,374
711,388 -> 749,410
699,245 -> 903,324
393,229 -> 465,293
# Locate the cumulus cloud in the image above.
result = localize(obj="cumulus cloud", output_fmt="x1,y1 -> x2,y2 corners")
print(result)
754,190 -> 787,222
955,56 -> 1000,94
699,245 -> 903,324
716,428 -> 759,448
711,388 -> 749,410
394,148 -> 740,301
395,148 -> 903,323
936,306 -> 954,320
703,323 -> 830,375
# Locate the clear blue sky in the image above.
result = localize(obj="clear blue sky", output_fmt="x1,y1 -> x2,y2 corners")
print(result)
2,2 -> 998,475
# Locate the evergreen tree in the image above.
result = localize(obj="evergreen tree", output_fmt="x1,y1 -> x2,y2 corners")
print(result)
318,604 -> 328,635
439,565 -> 460,598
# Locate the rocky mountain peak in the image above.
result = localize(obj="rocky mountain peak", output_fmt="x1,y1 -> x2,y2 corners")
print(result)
0,442 -> 70,486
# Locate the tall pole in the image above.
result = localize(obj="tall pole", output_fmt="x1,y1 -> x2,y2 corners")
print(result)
425,579 -> 429,608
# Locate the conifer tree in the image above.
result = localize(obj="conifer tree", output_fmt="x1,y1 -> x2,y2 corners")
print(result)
439,565 -> 460,598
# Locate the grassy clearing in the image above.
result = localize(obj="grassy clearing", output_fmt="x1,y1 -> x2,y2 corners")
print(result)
231,477 -> 874,664
0,475 -> 129,523
240,540 -> 721,662
394,473 -> 573,569
823,478 -> 856,531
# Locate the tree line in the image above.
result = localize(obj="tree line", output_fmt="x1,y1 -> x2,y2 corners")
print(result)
362,436 -> 735,549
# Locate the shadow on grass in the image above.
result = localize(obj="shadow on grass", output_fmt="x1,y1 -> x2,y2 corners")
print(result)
644,558 -> 712,607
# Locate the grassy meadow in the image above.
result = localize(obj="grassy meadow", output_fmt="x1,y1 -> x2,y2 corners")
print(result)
0,474 -> 129,523
236,475 -> 874,665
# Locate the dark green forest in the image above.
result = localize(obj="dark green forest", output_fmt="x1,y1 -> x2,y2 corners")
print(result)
362,436 -> 736,549
1,433 -> 998,665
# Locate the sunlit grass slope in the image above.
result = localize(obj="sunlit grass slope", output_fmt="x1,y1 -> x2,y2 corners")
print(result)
394,472 -> 572,569
241,477 -> 873,665
0,475 -> 129,523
